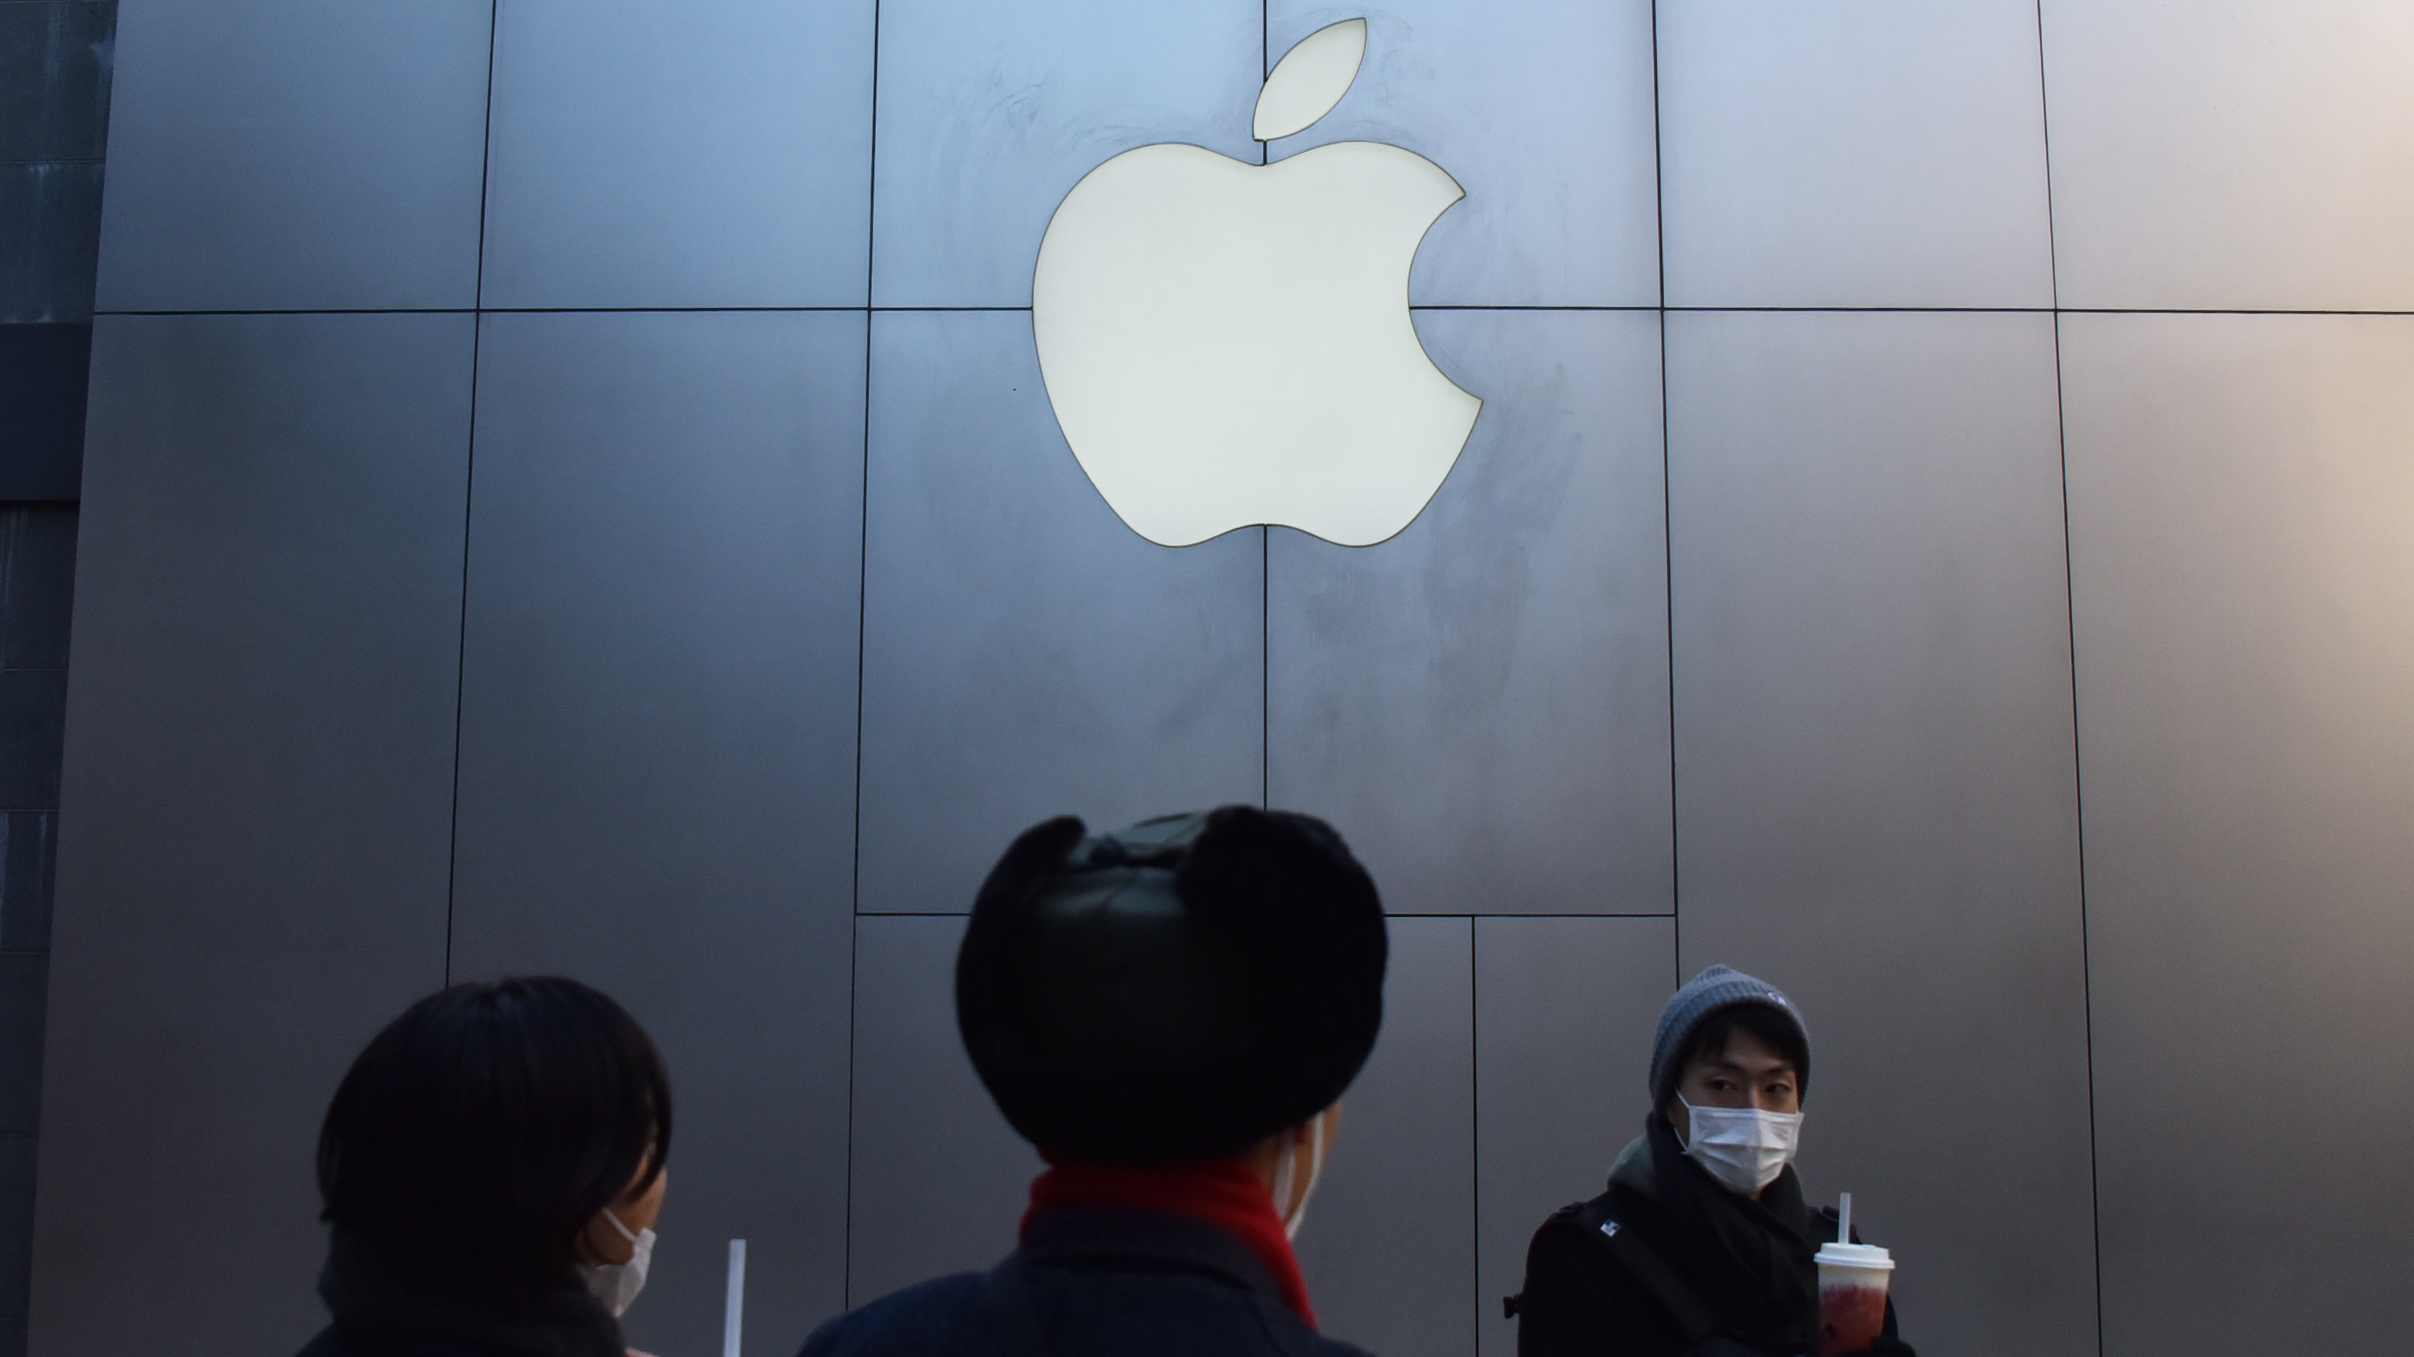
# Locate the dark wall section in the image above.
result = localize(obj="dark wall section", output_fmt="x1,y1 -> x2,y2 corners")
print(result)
34,314 -> 470,1352
0,7 -> 108,1356
447,310 -> 869,1355
1,3 -> 110,329
0,508 -> 73,1357
0,329 -> 86,502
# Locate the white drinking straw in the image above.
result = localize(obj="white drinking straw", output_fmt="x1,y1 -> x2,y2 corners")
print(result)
1836,1192 -> 1852,1245
724,1238 -> 747,1357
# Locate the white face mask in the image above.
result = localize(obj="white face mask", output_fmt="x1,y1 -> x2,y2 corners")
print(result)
581,1207 -> 655,1317
1267,1111 -> 1330,1241
1677,1097 -> 1802,1197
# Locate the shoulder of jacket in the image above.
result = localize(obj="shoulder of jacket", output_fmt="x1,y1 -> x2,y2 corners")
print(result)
800,1271 -> 989,1356
1566,1185 -> 1644,1231
1528,1189 -> 1639,1264
1551,1185 -> 1620,1221
1236,1282 -> 1377,1357
1541,1182 -> 1681,1268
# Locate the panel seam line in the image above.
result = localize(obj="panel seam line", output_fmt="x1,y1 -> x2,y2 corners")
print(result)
441,0 -> 503,985
2033,6 -> 2108,1353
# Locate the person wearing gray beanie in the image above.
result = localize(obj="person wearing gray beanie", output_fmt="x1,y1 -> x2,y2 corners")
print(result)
1508,965 -> 1915,1357
1647,964 -> 1811,1116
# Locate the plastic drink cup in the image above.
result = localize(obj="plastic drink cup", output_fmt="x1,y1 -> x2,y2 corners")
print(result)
1814,1241 -> 1893,1355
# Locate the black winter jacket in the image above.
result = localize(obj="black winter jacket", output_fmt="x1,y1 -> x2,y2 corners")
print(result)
799,1206 -> 1374,1357
1513,1117 -> 1910,1357
293,1232 -> 626,1357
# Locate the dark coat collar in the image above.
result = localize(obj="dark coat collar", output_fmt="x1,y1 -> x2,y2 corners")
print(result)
1020,1205 -> 1291,1304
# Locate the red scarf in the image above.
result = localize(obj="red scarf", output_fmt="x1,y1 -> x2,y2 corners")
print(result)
1022,1155 -> 1316,1327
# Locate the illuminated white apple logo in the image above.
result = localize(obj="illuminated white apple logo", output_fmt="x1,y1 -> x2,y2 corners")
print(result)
1033,18 -> 1480,548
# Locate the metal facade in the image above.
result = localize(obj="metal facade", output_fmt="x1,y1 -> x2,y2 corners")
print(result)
36,3 -> 2414,1355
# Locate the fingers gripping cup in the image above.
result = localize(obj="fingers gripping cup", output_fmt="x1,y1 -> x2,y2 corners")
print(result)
1815,1193 -> 1893,1356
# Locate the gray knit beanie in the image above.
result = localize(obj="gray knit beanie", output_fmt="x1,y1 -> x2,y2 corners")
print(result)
1648,964 -> 1811,1106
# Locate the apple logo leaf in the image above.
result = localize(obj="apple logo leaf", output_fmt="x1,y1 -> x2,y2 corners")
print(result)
1253,18 -> 1368,142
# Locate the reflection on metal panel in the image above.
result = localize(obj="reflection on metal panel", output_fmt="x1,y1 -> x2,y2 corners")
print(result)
1667,311 -> 2095,1357
1268,2 -> 1660,307
480,0 -> 875,308
449,311 -> 866,1355
856,310 -> 1263,914
872,0 -> 1260,307
94,0 -> 491,311
1269,309 -> 1671,915
36,314 -> 473,1354
848,915 -> 1039,1304
2042,0 -> 2414,310
1293,916 -> 1474,1357
1658,0 -> 2053,308
2062,313 -> 2414,1357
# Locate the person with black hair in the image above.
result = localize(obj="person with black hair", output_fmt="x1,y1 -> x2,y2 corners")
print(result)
799,805 -> 1390,1357
1511,966 -> 1914,1357
297,976 -> 674,1357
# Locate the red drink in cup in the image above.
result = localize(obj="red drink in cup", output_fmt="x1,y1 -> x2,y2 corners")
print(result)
1813,1240 -> 1892,1356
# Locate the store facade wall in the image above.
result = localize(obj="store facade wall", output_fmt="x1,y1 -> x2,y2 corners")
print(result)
31,3 -> 2414,1356
1,5 -> 112,1356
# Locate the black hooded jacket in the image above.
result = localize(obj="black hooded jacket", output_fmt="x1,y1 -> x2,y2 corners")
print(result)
293,1231 -> 626,1357
1513,1116 -> 1910,1357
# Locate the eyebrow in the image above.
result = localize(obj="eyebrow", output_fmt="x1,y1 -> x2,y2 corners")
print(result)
1700,1058 -> 1796,1077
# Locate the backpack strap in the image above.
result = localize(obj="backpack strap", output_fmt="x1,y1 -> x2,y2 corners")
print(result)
1578,1189 -> 1723,1350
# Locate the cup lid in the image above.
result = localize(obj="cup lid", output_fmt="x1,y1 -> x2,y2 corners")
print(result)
1813,1242 -> 1893,1270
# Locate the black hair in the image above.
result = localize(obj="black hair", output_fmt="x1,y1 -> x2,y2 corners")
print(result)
1659,1002 -> 1810,1109
317,977 -> 671,1281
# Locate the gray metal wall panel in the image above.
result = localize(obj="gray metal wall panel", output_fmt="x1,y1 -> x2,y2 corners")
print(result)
846,914 -> 1040,1307
2041,0 -> 2414,310
1268,309 -> 1670,915
32,313 -> 471,1354
1471,916 -> 1673,1357
2060,313 -> 2414,1357
1666,311 -> 2095,1357
869,0 -> 1261,307
92,1 -> 491,312
856,310 -> 1262,914
1659,0 -> 2053,309
1294,915 -> 1473,1357
480,0 -> 875,309
1266,3 -> 1658,307
446,311 -> 866,1357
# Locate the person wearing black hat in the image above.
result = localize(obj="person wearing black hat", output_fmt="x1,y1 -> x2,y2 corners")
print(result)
1509,965 -> 1914,1357
799,805 -> 1389,1357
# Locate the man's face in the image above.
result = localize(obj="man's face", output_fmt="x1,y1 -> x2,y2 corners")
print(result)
1665,1027 -> 1800,1143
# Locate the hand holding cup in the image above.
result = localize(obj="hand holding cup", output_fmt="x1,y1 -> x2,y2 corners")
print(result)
1815,1192 -> 1893,1356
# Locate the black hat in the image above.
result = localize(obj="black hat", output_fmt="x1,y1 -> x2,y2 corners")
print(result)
956,806 -> 1387,1164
